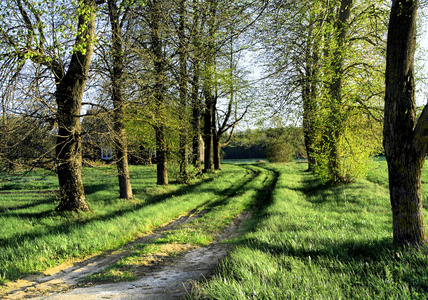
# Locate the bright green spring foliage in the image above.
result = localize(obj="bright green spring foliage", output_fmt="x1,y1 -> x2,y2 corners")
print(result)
308,0 -> 386,184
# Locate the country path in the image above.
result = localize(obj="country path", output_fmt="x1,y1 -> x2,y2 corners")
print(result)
1,206 -> 252,300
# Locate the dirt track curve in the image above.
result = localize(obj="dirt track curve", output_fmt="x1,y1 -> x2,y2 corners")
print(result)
1,210 -> 251,300
1,164 -> 277,299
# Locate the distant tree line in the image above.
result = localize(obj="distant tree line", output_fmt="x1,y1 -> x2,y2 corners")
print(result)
222,127 -> 306,162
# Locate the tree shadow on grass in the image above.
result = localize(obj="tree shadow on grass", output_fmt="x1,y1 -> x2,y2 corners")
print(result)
240,234 -> 428,294
0,197 -> 57,213
226,165 -> 428,295
0,166 -> 264,275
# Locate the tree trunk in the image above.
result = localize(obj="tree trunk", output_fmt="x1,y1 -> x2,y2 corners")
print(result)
150,0 -> 168,185
178,0 -> 190,183
302,5 -> 320,172
55,0 -> 97,212
384,0 -> 427,245
108,0 -> 133,199
155,126 -> 168,185
203,92 -> 214,172
190,0 -> 203,176
202,0 -> 216,173
323,0 -> 352,184
302,84 -> 317,171
213,129 -> 221,170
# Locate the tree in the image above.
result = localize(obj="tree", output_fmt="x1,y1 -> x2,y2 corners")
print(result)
190,0 -> 203,176
0,0 -> 103,211
177,0 -> 190,182
384,0 -> 428,245
202,0 -> 217,173
256,0 -> 385,183
149,0 -> 168,185
107,0 -> 133,199
321,0 -> 353,183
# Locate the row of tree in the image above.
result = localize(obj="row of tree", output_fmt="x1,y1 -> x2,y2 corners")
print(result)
254,0 -> 386,183
0,0 -> 259,211
1,0 -> 428,246
258,0 -> 428,246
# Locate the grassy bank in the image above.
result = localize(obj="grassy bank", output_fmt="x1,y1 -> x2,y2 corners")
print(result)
0,164 -> 253,284
190,162 -> 428,299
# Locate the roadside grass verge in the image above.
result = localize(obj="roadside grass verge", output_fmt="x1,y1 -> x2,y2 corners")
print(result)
0,164 -> 248,284
81,164 -> 278,283
190,162 -> 428,299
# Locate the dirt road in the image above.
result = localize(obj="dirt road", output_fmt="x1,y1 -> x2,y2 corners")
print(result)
1,211 -> 251,299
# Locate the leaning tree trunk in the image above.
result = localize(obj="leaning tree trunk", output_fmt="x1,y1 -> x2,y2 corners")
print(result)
55,0 -> 97,212
108,0 -> 133,199
384,0 -> 428,245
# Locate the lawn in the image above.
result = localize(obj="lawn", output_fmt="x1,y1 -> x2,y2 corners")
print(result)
2,160 -> 428,299
0,164 -> 258,283
190,161 -> 428,299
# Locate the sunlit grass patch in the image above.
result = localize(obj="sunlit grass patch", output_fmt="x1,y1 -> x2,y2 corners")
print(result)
190,162 -> 428,299
0,164 -> 249,284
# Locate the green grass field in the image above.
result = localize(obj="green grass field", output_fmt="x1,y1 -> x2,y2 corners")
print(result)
2,160 -> 428,298
190,162 -> 428,299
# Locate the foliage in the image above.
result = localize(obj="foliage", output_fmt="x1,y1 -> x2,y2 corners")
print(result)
253,0 -> 387,183
0,115 -> 55,172
223,127 -> 306,162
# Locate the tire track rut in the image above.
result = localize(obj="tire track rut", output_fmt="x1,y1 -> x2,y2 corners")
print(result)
1,165 -> 278,299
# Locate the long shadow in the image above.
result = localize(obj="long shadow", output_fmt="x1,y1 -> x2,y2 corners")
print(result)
222,166 -> 428,294
0,163 -> 283,284
0,198 -> 56,213
220,164 -> 279,236
241,234 -> 428,293
84,184 -> 115,195
0,167 -> 257,252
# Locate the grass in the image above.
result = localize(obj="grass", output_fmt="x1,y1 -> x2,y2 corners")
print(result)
81,164 -> 277,283
0,164 -> 253,284
3,159 -> 428,299
189,162 -> 428,299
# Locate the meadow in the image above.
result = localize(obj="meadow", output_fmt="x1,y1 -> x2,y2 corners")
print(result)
190,161 -> 428,299
1,160 -> 428,299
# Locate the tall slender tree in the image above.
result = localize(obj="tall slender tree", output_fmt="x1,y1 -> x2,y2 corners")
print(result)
149,0 -> 168,185
177,0 -> 190,182
190,0 -> 204,176
107,0 -> 133,199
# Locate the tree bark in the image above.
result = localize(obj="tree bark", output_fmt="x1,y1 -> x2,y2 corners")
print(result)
108,0 -> 133,199
302,10 -> 320,171
150,0 -> 168,185
213,127 -> 221,170
384,0 -> 427,245
202,0 -> 216,173
190,0 -> 203,176
203,91 -> 214,172
178,0 -> 190,183
322,0 -> 352,183
55,0 -> 98,212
